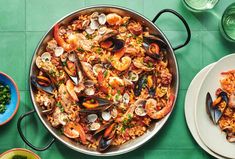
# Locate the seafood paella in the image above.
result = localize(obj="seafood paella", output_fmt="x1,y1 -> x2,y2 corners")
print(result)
32,11 -> 175,152
206,70 -> 235,143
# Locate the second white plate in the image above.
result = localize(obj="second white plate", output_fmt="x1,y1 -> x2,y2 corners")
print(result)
195,54 -> 235,159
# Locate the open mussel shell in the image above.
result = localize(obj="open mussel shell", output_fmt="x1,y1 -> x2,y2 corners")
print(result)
143,35 -> 167,60
77,96 -> 113,113
31,75 -> 55,94
100,37 -> 124,53
97,135 -> 114,152
93,120 -> 113,136
206,92 -> 228,124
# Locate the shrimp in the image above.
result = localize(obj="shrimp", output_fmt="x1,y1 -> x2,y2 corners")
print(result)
133,58 -> 154,71
54,24 -> 78,52
145,94 -> 175,119
63,122 -> 87,144
111,48 -> 131,71
106,13 -> 122,26
66,80 -> 79,102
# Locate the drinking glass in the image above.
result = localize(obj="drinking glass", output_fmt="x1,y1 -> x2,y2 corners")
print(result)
183,0 -> 219,11
220,2 -> 235,42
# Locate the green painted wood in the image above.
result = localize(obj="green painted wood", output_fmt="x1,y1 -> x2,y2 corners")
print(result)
1,0 -> 235,158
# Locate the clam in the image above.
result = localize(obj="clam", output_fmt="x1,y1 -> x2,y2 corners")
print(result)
135,105 -> 147,116
128,72 -> 139,82
102,111 -> 111,121
84,87 -> 95,96
90,19 -> 99,30
85,26 -> 95,35
89,122 -> 101,131
123,93 -> 130,104
41,52 -> 51,62
110,108 -> 118,119
98,13 -> 106,25
31,75 -> 55,94
54,47 -> 64,57
36,56 -> 43,68
93,64 -> 104,76
68,53 -> 76,62
134,74 -> 147,97
98,26 -> 107,35
113,93 -> 122,104
60,52 -> 68,62
91,12 -> 99,19
87,114 -> 98,123
143,35 -> 168,60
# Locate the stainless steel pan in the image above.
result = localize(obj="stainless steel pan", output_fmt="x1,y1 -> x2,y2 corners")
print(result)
17,5 -> 191,156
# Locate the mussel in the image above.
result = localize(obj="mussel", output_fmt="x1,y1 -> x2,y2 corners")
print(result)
97,123 -> 116,152
143,35 -> 167,60
206,91 -> 228,124
63,52 -> 83,85
31,75 -> 55,94
134,74 -> 147,97
100,37 -> 125,53
78,95 -> 112,112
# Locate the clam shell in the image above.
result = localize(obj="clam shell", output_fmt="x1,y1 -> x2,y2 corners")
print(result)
89,122 -> 101,131
90,19 -> 99,30
102,111 -> 111,121
110,108 -> 118,119
85,26 -> 95,35
91,12 -> 99,19
35,56 -> 42,68
85,87 -> 95,96
41,52 -> 51,62
54,47 -> 64,57
98,13 -> 106,25
87,114 -> 98,123
68,53 -> 76,62
123,93 -> 130,104
128,72 -> 139,82
93,64 -> 104,76
98,26 -> 107,35
135,105 -> 147,117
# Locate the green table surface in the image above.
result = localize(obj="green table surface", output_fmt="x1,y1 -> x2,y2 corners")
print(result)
1,0 -> 235,158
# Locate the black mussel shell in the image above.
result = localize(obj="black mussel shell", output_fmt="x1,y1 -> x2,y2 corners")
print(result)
31,76 -> 55,94
134,74 -> 147,97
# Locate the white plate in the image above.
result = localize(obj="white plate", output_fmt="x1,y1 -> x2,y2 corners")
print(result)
185,63 -> 225,159
195,54 -> 235,159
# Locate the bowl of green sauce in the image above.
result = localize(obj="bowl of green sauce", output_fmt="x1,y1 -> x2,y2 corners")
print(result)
0,72 -> 20,126
0,148 -> 40,159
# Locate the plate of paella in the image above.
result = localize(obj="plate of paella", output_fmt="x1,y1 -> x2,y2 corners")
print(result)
21,6 -> 189,156
195,54 -> 235,159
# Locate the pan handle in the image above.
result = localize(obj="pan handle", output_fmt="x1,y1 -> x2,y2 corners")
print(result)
17,109 -> 55,151
152,9 -> 191,51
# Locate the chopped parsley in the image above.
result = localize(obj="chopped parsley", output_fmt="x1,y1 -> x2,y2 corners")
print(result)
77,47 -> 85,52
103,70 -> 108,78
56,101 -> 64,112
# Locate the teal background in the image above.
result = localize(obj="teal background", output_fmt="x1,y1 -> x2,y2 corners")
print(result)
0,0 -> 235,158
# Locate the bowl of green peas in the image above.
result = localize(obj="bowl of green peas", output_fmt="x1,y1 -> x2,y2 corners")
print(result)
0,72 -> 20,126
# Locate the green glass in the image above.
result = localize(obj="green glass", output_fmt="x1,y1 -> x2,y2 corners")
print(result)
220,2 -> 235,42
183,0 -> 219,11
